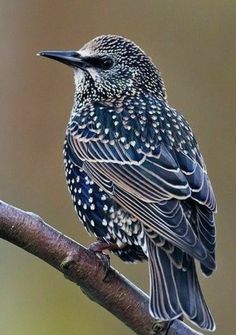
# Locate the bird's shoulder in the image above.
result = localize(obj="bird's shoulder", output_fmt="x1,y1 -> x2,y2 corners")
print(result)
68,91 -> 203,165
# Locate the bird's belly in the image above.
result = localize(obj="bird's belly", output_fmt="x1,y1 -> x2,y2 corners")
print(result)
64,141 -> 146,261
64,155 -> 113,238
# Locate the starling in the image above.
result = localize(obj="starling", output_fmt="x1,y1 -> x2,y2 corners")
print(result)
39,35 -> 217,331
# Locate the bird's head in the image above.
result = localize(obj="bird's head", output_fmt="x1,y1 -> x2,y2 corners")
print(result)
39,35 -> 167,102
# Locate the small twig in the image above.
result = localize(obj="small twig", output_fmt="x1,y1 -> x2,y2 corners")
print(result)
0,200 -> 202,335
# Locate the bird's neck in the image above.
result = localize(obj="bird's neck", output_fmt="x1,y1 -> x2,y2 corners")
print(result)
73,71 -> 96,107
73,68 -> 167,109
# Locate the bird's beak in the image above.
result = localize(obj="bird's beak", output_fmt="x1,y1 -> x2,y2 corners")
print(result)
37,50 -> 89,69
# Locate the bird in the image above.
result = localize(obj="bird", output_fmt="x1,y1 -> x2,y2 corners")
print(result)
39,34 -> 217,331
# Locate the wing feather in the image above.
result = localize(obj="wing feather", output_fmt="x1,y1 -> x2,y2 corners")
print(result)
67,99 -> 216,271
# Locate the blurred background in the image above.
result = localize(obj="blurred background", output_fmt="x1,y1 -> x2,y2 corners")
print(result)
0,1 -> 235,334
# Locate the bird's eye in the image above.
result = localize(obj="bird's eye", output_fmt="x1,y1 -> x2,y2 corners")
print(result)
101,57 -> 113,70
86,56 -> 113,70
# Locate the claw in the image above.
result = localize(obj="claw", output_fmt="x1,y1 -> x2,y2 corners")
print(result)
88,239 -> 118,282
97,253 -> 111,282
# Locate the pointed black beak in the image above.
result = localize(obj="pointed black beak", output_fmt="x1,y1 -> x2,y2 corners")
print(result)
37,50 -> 89,69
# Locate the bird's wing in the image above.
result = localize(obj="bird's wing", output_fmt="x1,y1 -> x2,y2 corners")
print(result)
67,116 -> 216,210
68,137 -> 215,269
67,100 -> 216,268
68,137 -> 191,201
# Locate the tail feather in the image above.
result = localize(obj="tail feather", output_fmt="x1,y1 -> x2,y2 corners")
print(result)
146,237 -> 215,331
149,244 -> 182,319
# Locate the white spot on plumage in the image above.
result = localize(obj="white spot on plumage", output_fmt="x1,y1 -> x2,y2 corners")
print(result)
102,219 -> 108,226
130,140 -> 136,146
103,204 -> 108,212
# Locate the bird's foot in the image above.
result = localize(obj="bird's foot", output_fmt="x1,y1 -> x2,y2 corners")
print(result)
88,240 -> 119,253
88,240 -> 118,282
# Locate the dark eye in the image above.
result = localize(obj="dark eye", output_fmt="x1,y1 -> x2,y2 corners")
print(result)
86,56 -> 113,70
101,57 -> 113,69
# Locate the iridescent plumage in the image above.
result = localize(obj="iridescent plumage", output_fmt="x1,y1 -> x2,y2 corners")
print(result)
40,35 -> 217,331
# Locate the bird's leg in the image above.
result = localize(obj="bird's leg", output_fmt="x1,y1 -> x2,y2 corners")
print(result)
88,239 -> 121,282
89,243 -> 111,282
88,239 -> 119,253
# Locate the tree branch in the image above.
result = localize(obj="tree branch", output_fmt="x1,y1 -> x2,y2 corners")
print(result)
0,200 -> 202,335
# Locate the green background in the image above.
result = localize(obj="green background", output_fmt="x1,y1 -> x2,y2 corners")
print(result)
0,1 -> 235,334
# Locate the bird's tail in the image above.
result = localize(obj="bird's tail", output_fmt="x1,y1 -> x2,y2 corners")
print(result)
146,238 -> 215,331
